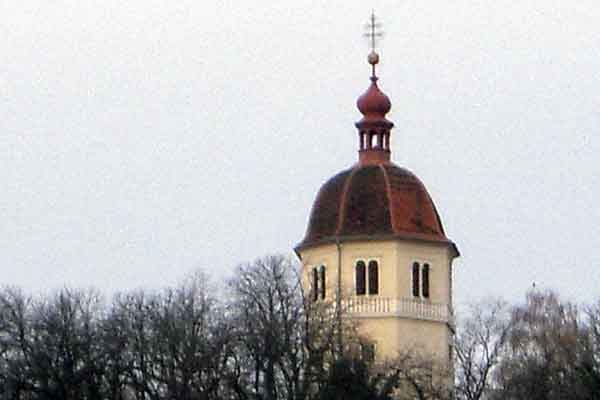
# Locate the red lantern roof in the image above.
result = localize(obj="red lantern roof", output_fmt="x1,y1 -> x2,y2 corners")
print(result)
356,77 -> 392,124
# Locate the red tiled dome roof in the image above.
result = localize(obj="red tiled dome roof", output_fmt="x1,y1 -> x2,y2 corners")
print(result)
296,163 -> 456,252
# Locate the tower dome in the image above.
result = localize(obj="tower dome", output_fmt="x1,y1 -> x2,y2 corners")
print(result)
296,164 -> 453,251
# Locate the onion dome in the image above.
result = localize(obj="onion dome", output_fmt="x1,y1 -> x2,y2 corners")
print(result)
356,77 -> 392,123
296,49 -> 458,256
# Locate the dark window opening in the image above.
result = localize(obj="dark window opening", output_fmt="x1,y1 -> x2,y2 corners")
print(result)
422,263 -> 430,298
412,262 -> 420,297
312,268 -> 319,302
356,261 -> 366,296
319,265 -> 326,299
368,260 -> 379,295
369,131 -> 376,149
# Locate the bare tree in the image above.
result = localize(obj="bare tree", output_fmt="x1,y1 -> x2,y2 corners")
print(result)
228,255 -> 304,400
0,287 -> 107,400
581,299 -> 600,394
375,350 -> 453,400
0,287 -> 33,400
227,254 -> 358,400
33,289 -> 106,400
493,289 -> 588,400
106,273 -> 234,400
145,273 -> 233,400
314,356 -> 398,400
108,291 -> 159,400
453,299 -> 510,400
99,297 -> 133,400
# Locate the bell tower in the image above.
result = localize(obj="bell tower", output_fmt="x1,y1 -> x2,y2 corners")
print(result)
295,13 -> 459,367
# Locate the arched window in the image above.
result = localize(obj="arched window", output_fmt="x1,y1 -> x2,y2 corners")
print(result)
422,263 -> 430,298
356,261 -> 366,296
319,265 -> 326,299
368,260 -> 379,295
412,262 -> 420,297
312,268 -> 319,302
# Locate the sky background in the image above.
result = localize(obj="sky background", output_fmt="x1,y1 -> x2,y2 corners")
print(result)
1,1 -> 599,306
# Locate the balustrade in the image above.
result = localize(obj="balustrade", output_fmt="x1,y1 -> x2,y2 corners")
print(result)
340,297 -> 453,325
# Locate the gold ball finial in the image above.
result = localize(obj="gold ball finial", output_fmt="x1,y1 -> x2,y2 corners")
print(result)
368,51 -> 380,66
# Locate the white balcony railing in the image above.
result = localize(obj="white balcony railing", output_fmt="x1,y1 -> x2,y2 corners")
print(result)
341,297 -> 453,325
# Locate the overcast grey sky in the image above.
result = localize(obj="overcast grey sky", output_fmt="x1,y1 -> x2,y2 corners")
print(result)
1,1 -> 599,305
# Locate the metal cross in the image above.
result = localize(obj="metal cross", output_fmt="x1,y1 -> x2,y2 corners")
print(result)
364,11 -> 383,53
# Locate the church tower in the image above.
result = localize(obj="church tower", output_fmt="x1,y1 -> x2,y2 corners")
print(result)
295,18 -> 459,365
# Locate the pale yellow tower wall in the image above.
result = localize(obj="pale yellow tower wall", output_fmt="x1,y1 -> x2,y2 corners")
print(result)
357,317 -> 451,363
299,239 -> 455,363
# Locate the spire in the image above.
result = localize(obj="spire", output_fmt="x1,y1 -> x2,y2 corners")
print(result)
356,12 -> 394,165
365,10 -> 383,79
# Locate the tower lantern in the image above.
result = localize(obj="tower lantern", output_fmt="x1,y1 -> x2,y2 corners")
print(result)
356,11 -> 394,165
